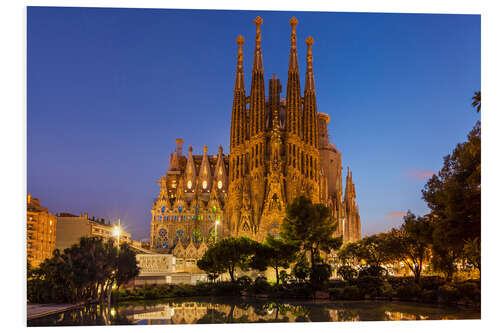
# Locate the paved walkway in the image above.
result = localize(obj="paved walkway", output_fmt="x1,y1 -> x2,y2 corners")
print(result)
27,303 -> 84,320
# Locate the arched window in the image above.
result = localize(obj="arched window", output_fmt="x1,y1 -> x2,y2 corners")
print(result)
187,180 -> 192,189
218,180 -> 223,189
202,180 -> 208,189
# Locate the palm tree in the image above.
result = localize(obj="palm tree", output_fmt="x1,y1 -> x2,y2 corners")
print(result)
472,91 -> 481,113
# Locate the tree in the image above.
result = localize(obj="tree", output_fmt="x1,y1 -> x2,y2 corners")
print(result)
291,253 -> 311,282
422,121 -> 480,279
197,237 -> 259,282
251,234 -> 299,285
337,241 -> 362,266
387,212 -> 433,283
472,91 -> 481,113
115,243 -> 140,291
463,237 -> 480,271
27,237 -> 139,304
281,196 -> 342,269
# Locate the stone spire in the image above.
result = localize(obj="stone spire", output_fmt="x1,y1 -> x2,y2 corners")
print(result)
286,17 -> 302,137
303,36 -> 318,147
249,16 -> 266,138
230,35 -> 247,148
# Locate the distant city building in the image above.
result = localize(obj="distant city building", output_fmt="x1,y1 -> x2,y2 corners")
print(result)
27,194 -> 57,267
55,212 -> 131,251
150,17 -> 361,261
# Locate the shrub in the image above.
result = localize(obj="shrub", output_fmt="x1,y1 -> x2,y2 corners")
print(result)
251,277 -> 273,295
212,281 -> 242,296
310,264 -> 332,287
337,265 -> 357,282
327,279 -> 348,289
342,286 -> 362,300
328,287 -> 343,299
236,276 -> 253,290
420,276 -> 445,290
396,282 -> 422,300
356,276 -> 391,297
279,271 -> 291,285
358,265 -> 387,278
437,284 -> 459,304
455,282 -> 480,303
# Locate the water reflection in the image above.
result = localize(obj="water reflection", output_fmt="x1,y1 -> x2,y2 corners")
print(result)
28,298 -> 480,326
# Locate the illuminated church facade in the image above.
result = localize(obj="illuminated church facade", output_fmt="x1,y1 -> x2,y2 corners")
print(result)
150,17 -> 361,258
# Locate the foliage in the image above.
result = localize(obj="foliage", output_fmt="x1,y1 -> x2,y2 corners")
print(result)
337,265 -> 357,282
356,276 -> 392,297
197,237 -> 260,282
281,196 -> 342,268
250,234 -> 299,285
395,282 -> 422,300
291,253 -> 311,282
309,263 -> 332,287
463,237 -> 480,271
357,265 -> 387,279
27,237 -> 139,304
472,91 -> 481,113
341,286 -> 362,300
386,212 -> 433,283
422,121 -> 481,279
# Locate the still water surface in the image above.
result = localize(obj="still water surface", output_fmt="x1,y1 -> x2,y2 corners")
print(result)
28,297 -> 480,326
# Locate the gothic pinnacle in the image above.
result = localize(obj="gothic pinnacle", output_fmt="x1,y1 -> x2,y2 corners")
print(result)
252,16 -> 263,71
305,36 -> 315,91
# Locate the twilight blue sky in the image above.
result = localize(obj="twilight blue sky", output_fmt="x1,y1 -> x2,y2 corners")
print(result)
27,7 -> 480,241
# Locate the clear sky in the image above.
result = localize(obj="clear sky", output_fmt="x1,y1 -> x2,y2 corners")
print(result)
27,7 -> 480,241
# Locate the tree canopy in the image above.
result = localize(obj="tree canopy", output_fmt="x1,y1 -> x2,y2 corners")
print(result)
197,237 -> 260,282
281,196 -> 342,268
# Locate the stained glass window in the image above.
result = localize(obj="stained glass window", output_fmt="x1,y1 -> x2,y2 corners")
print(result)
157,228 -> 168,248
161,206 -> 165,213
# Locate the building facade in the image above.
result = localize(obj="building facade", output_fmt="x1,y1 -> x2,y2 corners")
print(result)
27,194 -> 57,267
56,212 -> 131,251
150,17 -> 361,258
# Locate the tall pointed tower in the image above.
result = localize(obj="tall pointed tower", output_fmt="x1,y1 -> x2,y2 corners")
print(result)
284,17 -> 303,203
228,34 -> 249,237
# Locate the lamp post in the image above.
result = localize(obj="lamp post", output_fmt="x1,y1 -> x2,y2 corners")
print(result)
113,218 -> 121,249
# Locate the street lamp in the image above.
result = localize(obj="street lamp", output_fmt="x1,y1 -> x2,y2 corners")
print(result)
113,218 -> 121,248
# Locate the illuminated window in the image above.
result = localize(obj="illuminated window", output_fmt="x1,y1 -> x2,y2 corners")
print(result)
187,180 -> 192,189
218,180 -> 223,189
202,180 -> 207,189
49,220 -> 53,226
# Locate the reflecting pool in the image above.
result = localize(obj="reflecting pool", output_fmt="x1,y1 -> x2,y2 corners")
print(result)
28,297 -> 480,326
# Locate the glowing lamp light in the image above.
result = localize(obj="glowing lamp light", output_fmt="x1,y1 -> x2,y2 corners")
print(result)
113,226 -> 121,238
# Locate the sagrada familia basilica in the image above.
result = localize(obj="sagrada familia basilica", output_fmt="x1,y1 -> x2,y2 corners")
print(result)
150,17 -> 361,259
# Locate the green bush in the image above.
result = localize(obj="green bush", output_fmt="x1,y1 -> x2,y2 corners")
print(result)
342,286 -> 362,300
396,282 -> 422,300
437,284 -> 459,304
356,276 -> 391,297
251,277 -> 273,295
236,276 -> 253,290
337,266 -> 357,282
327,279 -> 348,289
310,264 -> 332,287
455,282 -> 480,303
328,287 -> 343,299
421,289 -> 438,303
358,265 -> 387,279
